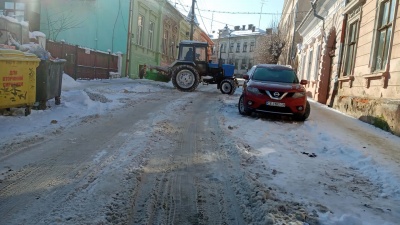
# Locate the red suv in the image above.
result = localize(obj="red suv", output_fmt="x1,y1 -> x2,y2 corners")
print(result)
238,64 -> 310,121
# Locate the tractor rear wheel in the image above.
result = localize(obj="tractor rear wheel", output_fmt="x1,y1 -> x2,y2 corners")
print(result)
171,65 -> 200,92
220,79 -> 236,95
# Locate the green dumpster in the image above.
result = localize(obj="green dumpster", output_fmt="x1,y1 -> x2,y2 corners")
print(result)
36,59 -> 66,109
0,49 -> 40,116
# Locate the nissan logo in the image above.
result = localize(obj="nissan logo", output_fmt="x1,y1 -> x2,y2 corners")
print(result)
273,92 -> 280,97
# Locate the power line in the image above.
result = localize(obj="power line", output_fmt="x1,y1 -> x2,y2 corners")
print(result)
177,0 -> 188,13
173,1 -> 310,16
195,0 -> 209,34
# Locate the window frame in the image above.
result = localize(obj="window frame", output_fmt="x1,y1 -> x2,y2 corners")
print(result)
221,43 -> 226,53
4,2 -> 25,21
250,42 -> 255,52
236,42 -> 241,53
371,0 -> 397,72
235,59 -> 240,69
313,45 -> 321,80
137,14 -> 144,46
148,21 -> 155,50
163,29 -> 168,55
248,59 -> 254,70
343,19 -> 359,76
306,48 -> 314,81
243,42 -> 248,52
300,53 -> 307,80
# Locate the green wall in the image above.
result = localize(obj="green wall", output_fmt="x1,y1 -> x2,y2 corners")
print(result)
40,0 -> 129,54
127,0 -> 163,78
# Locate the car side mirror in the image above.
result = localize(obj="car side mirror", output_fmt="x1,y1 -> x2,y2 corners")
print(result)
243,74 -> 250,80
300,80 -> 308,85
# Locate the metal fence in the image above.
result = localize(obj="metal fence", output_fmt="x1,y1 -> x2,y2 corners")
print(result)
46,40 -> 119,80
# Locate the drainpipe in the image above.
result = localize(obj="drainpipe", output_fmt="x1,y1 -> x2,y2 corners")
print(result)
311,1 -> 324,31
288,0 -> 298,65
125,0 -> 133,77
328,14 -> 348,107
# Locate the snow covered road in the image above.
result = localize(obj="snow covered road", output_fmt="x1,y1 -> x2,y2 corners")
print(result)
0,76 -> 399,225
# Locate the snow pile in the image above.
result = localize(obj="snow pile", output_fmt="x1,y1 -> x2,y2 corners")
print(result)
62,73 -> 82,90
218,92 -> 400,225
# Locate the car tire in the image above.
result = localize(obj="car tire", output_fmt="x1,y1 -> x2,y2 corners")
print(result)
220,79 -> 236,95
171,65 -> 200,92
238,95 -> 252,116
293,101 -> 310,121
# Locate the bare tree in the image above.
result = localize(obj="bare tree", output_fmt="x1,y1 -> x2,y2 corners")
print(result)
254,19 -> 287,64
41,6 -> 84,41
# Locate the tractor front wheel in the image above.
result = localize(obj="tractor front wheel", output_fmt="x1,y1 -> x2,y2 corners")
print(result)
220,79 -> 236,95
171,65 -> 200,92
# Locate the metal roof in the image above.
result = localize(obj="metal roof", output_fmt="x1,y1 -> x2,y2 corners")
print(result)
179,40 -> 208,46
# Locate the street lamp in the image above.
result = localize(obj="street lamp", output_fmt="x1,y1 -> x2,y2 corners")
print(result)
224,24 -> 233,65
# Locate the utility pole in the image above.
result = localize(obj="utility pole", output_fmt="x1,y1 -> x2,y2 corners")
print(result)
210,13 -> 214,35
190,0 -> 196,40
258,0 -> 266,28
288,0 -> 298,65
125,0 -> 133,77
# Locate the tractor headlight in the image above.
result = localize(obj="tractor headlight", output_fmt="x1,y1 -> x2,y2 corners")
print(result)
246,86 -> 260,95
292,92 -> 306,98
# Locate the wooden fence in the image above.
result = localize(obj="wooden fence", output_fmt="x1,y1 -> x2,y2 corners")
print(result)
46,41 -> 119,80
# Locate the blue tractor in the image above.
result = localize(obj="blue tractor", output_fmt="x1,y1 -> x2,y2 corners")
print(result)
168,40 -> 237,94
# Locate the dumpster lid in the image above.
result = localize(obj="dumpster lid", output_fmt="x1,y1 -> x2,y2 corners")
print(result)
0,49 -> 40,62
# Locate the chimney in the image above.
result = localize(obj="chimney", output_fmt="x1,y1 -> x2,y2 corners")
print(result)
252,26 -> 256,32
248,24 -> 253,30
242,25 -> 246,30
234,26 -> 240,31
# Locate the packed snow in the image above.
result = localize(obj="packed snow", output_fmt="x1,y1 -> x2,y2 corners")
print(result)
1,74 -> 399,225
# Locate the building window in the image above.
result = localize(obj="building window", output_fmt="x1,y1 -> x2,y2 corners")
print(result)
236,43 -> 241,52
248,59 -> 253,70
344,21 -> 359,75
243,42 -> 248,52
373,0 -> 396,71
229,42 -> 234,53
306,49 -> 313,80
300,54 -> 307,79
4,2 -> 25,21
170,35 -> 176,57
148,21 -> 154,50
163,30 -> 168,55
314,45 -> 321,80
235,59 -> 240,69
137,15 -> 144,46
241,59 -> 247,70
221,43 -> 226,53
250,42 -> 255,52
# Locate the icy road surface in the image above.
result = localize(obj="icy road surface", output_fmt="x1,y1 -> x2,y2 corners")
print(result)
0,77 -> 399,225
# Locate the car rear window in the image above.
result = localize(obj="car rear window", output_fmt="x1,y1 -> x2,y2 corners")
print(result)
252,67 -> 299,83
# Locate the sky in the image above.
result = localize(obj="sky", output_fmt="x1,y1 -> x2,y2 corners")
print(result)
1,74 -> 400,224
170,0 -> 284,36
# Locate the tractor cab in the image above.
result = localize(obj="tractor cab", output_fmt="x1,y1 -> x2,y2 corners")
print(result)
177,41 -> 209,76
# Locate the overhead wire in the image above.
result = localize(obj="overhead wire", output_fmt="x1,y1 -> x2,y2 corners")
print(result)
173,1 -> 310,15
195,0 -> 209,34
